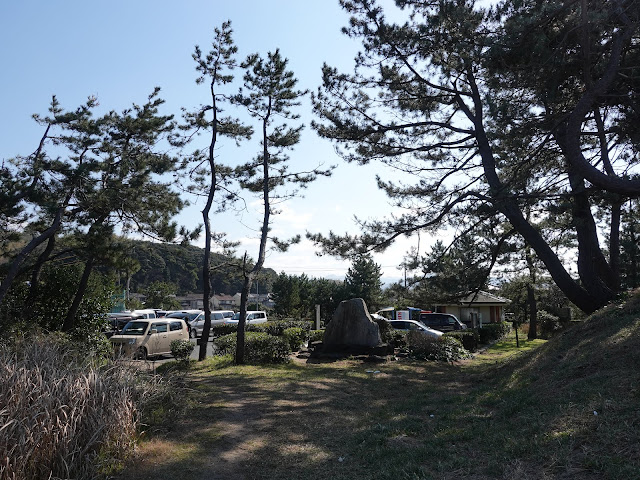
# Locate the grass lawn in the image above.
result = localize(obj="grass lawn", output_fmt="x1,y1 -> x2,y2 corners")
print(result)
115,305 -> 640,480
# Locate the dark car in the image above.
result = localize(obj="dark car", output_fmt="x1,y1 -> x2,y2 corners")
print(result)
418,312 -> 467,332
104,313 -> 145,337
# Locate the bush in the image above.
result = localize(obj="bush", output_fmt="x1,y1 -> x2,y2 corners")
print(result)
0,335 -> 140,479
214,332 -> 291,364
371,317 -> 406,348
444,330 -> 479,352
538,310 -> 563,338
308,329 -> 325,344
210,324 -> 239,337
282,327 -> 308,351
247,320 -> 313,336
170,339 -> 194,361
478,322 -> 511,344
407,332 -> 471,362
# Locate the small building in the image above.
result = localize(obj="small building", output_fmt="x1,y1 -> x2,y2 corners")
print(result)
212,294 -> 236,309
177,293 -> 206,310
434,291 -> 510,328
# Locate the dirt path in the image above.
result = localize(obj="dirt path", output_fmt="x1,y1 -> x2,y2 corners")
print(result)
114,354 -> 476,480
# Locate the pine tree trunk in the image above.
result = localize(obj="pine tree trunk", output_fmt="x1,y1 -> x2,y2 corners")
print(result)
62,256 -> 94,332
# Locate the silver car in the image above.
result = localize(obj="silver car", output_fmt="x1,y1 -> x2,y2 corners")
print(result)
388,319 -> 443,339
189,310 -> 235,337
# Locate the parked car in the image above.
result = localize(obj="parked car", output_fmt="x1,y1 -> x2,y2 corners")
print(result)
189,310 -> 234,337
128,309 -> 158,319
418,312 -> 467,332
105,312 -> 144,336
110,319 -> 188,360
226,311 -> 268,325
388,319 -> 443,339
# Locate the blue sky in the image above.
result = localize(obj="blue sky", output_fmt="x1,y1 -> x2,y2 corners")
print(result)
0,0 -> 422,284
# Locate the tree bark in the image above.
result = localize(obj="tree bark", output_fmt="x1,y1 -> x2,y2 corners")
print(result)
62,256 -> 94,332
24,235 -> 57,319
0,209 -> 63,306
525,246 -> 538,340
198,79 -> 219,362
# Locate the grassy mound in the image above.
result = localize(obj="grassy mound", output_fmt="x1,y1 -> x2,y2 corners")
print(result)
466,290 -> 640,478
503,293 -> 640,478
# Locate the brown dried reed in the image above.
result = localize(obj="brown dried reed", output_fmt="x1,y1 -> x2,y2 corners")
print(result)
0,336 -> 141,480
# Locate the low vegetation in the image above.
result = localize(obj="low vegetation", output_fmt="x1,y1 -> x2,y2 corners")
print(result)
4,292 -> 638,479
0,335 -> 185,480
0,336 -> 138,479
115,291 -> 640,480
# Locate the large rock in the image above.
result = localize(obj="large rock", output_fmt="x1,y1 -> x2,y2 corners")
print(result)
323,298 -> 381,348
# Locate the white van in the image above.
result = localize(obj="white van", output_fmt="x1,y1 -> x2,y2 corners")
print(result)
226,311 -> 268,325
129,309 -> 157,319
110,319 -> 188,359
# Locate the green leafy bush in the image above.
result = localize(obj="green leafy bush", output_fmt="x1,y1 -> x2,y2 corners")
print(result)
478,322 -> 511,344
282,327 -> 308,351
214,332 -> 291,364
407,332 -> 470,362
170,339 -> 194,361
444,330 -> 479,352
247,320 -> 313,336
538,310 -> 562,338
210,324 -> 238,337
308,329 -> 325,344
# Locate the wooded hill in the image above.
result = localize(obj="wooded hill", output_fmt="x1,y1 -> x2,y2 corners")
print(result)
120,240 -> 277,296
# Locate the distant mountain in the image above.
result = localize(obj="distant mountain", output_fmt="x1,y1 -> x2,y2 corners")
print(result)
126,240 -> 276,295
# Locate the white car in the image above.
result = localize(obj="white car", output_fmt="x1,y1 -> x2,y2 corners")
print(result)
388,319 -> 443,339
189,310 -> 235,337
225,311 -> 268,325
110,319 -> 189,359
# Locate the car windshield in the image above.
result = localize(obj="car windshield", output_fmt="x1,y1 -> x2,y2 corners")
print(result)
121,321 -> 149,335
231,312 -> 241,321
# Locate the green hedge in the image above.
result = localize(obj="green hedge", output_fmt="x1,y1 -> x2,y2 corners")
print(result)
213,332 -> 291,364
444,330 -> 479,352
308,329 -> 325,344
282,327 -> 308,351
407,333 -> 470,362
478,322 -> 511,344
170,339 -> 194,361
538,310 -> 562,338
247,320 -> 313,336
209,324 -> 239,337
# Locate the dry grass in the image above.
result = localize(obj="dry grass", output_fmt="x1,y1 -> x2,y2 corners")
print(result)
0,336 -> 141,480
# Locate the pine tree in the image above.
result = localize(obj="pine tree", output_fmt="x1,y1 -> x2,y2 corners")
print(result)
344,254 -> 383,311
311,0 -> 640,314
232,49 -> 333,363
182,21 -> 251,360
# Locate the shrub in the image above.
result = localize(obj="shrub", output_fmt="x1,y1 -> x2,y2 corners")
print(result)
478,322 -> 511,344
247,320 -> 313,336
538,310 -> 563,338
282,327 -> 308,351
407,332 -> 471,362
444,330 -> 479,352
214,332 -> 291,364
308,329 -> 325,344
170,339 -> 194,361
210,324 -> 238,337
0,335 -> 140,479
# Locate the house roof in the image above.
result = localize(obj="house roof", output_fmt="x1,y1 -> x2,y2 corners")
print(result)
438,290 -> 510,306
213,294 -> 234,301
